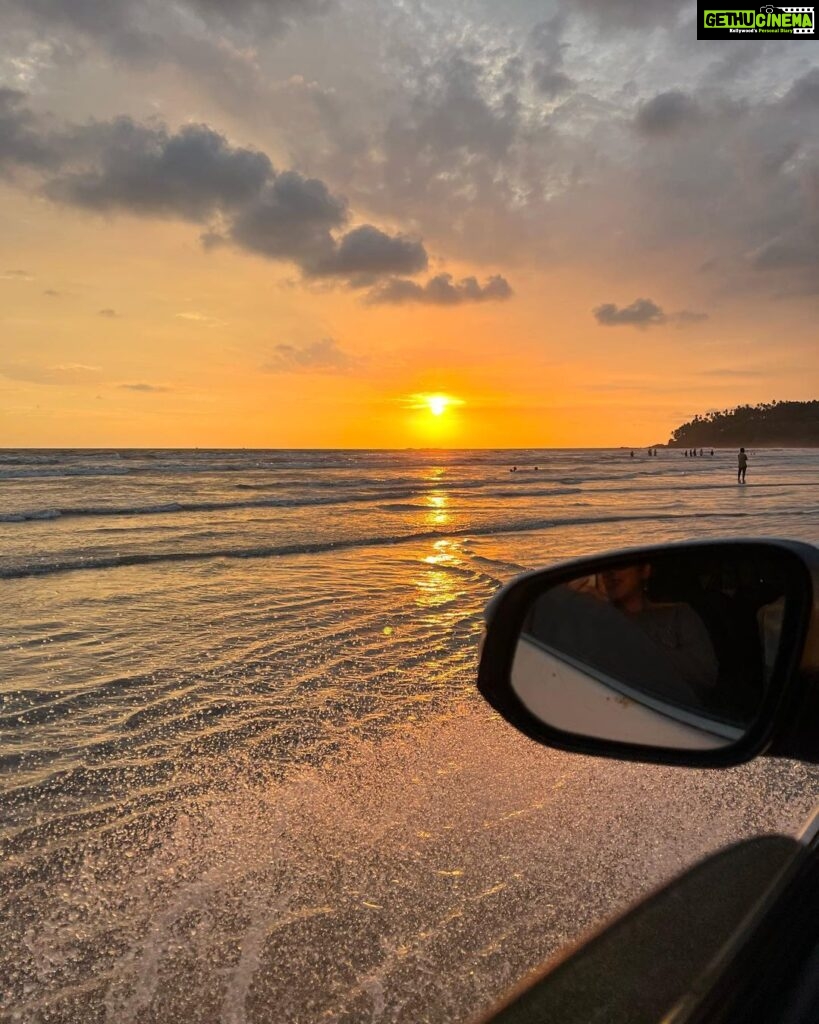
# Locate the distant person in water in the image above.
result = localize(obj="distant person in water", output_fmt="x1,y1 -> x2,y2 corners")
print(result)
738,447 -> 748,484
630,451 -> 634,458
710,449 -> 714,457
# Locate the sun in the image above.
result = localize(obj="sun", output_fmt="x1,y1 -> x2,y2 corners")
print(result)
405,392 -> 464,417
427,394 -> 450,416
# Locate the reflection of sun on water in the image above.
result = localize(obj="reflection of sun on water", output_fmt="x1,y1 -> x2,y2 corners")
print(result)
415,540 -> 461,607
424,539 -> 459,565
423,490 -> 450,527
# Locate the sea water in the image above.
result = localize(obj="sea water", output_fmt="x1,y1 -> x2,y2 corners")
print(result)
2,448 -> 818,1022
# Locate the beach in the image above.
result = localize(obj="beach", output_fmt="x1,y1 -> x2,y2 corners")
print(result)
2,448 -> 819,1023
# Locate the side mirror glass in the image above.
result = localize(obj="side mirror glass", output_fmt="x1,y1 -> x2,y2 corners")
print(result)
479,541 -> 816,764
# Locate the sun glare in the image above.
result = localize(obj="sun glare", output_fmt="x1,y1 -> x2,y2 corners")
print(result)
406,392 -> 464,418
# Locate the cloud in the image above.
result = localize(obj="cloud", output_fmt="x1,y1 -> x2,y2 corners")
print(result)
228,171 -> 347,265
0,88 -> 53,170
43,288 -> 60,297
261,337 -> 358,374
635,91 -> 699,136
366,273 -> 513,306
3,100 -> 439,290
98,307 -> 118,317
593,298 -> 667,327
532,66 -> 574,99
529,17 -> 574,99
6,1 -> 815,324
228,174 -> 429,281
748,230 -> 819,273
593,298 -> 709,327
310,225 -> 427,280
784,68 -> 819,109
118,382 -> 171,392
45,120 -> 273,220
1,268 -> 33,280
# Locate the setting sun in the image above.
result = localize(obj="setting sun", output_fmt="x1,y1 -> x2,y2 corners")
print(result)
405,393 -> 464,418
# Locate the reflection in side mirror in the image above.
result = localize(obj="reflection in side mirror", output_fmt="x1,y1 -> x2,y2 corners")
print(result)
510,550 -> 792,751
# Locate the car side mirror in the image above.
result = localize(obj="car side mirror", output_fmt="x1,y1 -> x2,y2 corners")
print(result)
477,540 -> 819,767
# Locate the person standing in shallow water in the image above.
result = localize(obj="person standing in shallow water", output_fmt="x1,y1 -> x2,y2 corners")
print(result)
738,447 -> 748,484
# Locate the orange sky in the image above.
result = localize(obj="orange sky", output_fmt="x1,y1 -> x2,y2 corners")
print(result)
1,2 -> 816,447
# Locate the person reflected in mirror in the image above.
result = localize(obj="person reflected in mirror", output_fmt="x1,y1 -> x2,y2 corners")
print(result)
525,564 -> 719,711
738,447 -> 748,484
599,565 -> 719,696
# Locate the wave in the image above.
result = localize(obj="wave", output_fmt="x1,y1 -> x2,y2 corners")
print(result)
0,485 -> 590,525
0,489 -> 425,523
1,507 -> 799,580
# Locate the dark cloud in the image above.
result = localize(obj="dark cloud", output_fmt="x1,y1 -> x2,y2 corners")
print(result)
0,89 -> 53,171
530,17 -> 574,98
532,66 -> 574,99
45,121 -> 273,220
366,273 -> 512,306
594,299 -> 709,327
748,230 -> 819,272
594,298 -> 667,327
228,172 -> 346,264
98,308 -> 118,317
784,68 -> 819,109
224,179 -> 428,282
1,268 -> 32,279
119,382 -> 171,392
261,337 -> 358,374
635,91 -> 699,135
3,102 -> 436,289
43,289 -> 60,297
311,225 -> 427,279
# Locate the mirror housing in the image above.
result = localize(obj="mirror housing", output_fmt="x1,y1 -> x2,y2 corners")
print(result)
477,540 -> 819,767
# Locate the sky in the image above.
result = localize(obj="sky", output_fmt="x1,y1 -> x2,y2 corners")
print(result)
0,0 -> 817,447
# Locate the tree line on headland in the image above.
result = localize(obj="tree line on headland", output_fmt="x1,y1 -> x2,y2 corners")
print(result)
667,401 -> 819,448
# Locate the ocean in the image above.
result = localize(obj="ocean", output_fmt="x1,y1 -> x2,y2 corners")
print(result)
2,447 -> 818,1023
